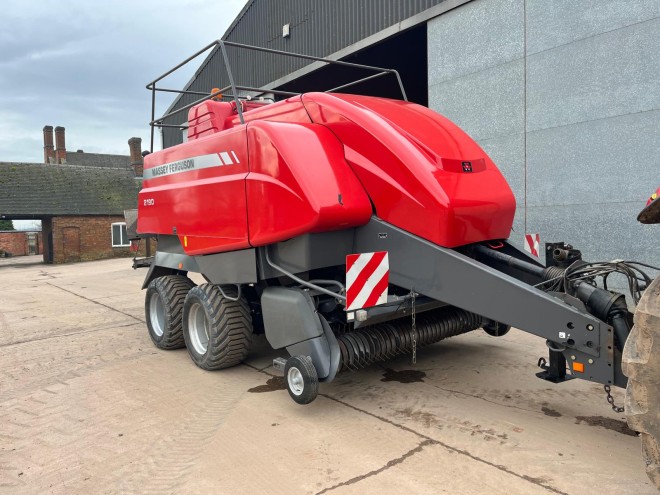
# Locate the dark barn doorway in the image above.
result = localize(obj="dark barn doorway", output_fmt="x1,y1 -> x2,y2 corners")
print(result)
277,24 -> 428,106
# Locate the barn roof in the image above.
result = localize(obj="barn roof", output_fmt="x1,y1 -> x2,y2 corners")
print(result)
0,162 -> 140,218
64,151 -> 131,169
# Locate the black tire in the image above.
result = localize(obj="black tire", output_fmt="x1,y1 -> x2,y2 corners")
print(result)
483,320 -> 511,337
182,284 -> 253,370
145,275 -> 195,349
284,355 -> 319,405
623,276 -> 660,489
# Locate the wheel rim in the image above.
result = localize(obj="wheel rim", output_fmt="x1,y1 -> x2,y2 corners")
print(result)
188,303 -> 210,354
287,367 -> 304,396
149,292 -> 165,337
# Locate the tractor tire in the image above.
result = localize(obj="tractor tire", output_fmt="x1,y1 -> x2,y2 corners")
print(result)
145,275 -> 195,349
182,284 -> 253,370
623,276 -> 660,489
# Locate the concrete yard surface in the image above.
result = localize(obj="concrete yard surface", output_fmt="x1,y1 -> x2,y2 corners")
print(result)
0,257 -> 655,494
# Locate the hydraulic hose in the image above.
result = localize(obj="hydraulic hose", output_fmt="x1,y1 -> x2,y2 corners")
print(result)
264,248 -> 347,302
473,245 -> 546,278
575,283 -> 631,351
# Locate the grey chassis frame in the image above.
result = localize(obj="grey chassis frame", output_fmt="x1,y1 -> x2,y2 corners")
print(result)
143,217 -> 621,388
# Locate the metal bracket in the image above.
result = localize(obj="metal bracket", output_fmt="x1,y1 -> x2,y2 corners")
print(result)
272,357 -> 286,372
536,352 -> 575,383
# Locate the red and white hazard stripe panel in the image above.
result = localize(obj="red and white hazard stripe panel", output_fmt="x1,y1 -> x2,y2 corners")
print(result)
345,251 -> 389,311
524,233 -> 540,257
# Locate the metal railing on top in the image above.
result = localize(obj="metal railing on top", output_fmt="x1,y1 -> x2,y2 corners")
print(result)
146,40 -> 408,152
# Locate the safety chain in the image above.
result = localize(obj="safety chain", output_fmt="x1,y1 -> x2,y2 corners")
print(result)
604,385 -> 625,413
410,289 -> 417,365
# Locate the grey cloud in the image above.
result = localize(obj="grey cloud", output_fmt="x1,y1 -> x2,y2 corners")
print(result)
0,0 -> 246,161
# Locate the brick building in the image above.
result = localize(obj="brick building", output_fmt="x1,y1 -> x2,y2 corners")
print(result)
0,127 -> 144,263
0,231 -> 42,257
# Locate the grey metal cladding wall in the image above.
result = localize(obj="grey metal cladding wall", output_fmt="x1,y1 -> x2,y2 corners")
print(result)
227,0 -> 442,66
162,0 -> 447,147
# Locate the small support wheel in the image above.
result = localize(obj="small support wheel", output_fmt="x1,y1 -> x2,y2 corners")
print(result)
284,355 -> 319,405
483,320 -> 511,337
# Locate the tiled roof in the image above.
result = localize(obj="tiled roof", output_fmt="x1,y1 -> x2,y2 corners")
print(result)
0,162 -> 140,217
64,152 -> 131,169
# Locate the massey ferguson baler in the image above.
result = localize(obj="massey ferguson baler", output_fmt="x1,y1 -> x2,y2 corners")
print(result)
132,41 -> 660,486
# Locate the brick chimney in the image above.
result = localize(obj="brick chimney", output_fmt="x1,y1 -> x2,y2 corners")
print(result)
54,126 -> 66,164
128,137 -> 143,176
43,125 -> 55,164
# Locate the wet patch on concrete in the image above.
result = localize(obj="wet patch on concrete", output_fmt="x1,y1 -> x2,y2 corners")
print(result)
248,376 -> 286,393
381,368 -> 426,384
575,415 -> 637,436
396,407 -> 441,429
542,406 -> 562,417
396,407 -> 509,443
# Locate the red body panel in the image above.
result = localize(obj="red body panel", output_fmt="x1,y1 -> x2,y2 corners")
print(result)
138,96 -> 370,255
138,92 -> 516,254
187,98 -> 309,141
187,101 -> 235,140
229,97 -> 312,126
246,121 -> 372,245
138,126 -> 251,254
301,93 -> 516,248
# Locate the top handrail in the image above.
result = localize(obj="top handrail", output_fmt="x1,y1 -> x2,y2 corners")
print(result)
147,39 -> 408,152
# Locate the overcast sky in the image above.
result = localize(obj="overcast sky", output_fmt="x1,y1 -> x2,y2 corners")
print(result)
0,0 -> 247,163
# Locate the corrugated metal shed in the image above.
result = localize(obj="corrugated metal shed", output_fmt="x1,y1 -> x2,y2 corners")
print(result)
160,0 -> 457,147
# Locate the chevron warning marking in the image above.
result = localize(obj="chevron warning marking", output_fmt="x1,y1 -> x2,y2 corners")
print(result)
524,233 -> 540,258
346,251 -> 389,311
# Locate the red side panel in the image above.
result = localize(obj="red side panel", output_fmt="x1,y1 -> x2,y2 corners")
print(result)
227,96 -> 312,127
187,101 -> 234,141
302,93 -> 516,248
189,97 -> 310,141
245,121 -> 372,246
137,126 -> 250,255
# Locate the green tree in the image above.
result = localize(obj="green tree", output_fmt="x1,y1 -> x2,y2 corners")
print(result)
0,220 -> 14,230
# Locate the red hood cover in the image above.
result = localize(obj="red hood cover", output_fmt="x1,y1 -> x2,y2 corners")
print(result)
302,92 -> 516,247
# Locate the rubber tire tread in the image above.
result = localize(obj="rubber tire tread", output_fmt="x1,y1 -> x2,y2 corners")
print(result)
623,275 -> 660,489
284,355 -> 319,405
145,275 -> 196,350
183,284 -> 253,370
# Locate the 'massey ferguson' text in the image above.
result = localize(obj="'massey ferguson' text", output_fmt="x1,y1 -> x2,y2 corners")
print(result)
151,159 -> 195,176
